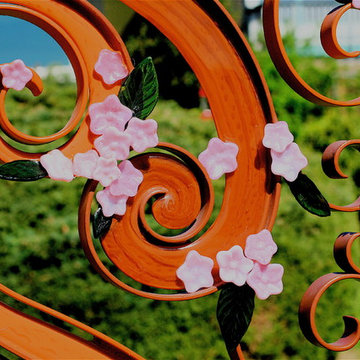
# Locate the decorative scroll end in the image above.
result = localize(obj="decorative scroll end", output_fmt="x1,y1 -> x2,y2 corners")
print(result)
334,232 -> 360,274
321,140 -> 360,212
320,3 -> 360,60
299,230 -> 360,352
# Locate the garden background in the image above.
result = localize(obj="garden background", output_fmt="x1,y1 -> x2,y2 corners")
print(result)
1,1 -> 360,359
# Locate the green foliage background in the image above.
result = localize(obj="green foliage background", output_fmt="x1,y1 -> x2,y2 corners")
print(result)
1,12 -> 360,360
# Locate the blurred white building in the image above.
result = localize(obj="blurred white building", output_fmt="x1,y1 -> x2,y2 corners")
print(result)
248,0 -> 360,56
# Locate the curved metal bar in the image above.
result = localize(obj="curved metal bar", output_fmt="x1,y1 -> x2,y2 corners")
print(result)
320,4 -> 360,59
78,143 -> 221,301
299,272 -> 360,351
0,283 -> 144,359
263,0 -> 360,106
334,232 -> 360,274
0,0 -> 132,160
321,140 -> 360,211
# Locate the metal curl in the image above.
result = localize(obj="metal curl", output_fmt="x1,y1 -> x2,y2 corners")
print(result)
334,232 -> 360,274
299,232 -> 360,351
0,0 -> 132,161
321,140 -> 360,211
263,0 -> 360,106
320,4 -> 360,59
78,143 -> 222,301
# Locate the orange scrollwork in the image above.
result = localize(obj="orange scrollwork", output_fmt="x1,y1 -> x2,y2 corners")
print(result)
263,0 -> 360,106
0,0 -> 281,359
299,232 -> 360,351
77,0 -> 281,304
322,139 -> 360,211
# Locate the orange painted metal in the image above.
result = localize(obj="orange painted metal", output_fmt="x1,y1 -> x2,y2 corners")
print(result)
320,4 -> 360,60
322,140 -> 360,211
299,233 -> 360,351
78,0 -> 280,300
262,0 -> 360,355
0,0 -> 281,359
263,0 -> 360,106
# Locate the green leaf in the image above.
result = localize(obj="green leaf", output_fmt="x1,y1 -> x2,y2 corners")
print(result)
92,208 -> 112,238
119,57 -> 159,119
217,283 -> 255,352
0,160 -> 47,181
286,173 -> 331,217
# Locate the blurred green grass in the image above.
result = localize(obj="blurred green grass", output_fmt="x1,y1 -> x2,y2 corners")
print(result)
0,62 -> 359,360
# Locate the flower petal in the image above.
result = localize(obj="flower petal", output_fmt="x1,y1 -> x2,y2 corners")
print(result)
198,138 -> 239,180
94,49 -> 128,85
40,149 -> 73,182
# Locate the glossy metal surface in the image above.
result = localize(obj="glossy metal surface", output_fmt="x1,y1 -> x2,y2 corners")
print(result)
262,0 -> 360,354
0,0 -> 280,359
263,0 -> 360,106
299,233 -> 360,351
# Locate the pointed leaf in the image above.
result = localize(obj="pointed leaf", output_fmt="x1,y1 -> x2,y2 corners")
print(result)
92,207 -> 113,238
119,57 -> 159,119
0,160 -> 47,181
217,283 -> 255,352
286,173 -> 331,217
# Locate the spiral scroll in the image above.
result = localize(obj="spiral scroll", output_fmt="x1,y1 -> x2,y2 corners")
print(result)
77,0 -> 281,302
322,139 -> 360,211
0,0 -> 281,359
299,233 -> 360,351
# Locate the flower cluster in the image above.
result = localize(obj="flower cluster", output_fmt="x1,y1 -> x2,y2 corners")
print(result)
176,229 -> 283,300
262,121 -> 307,182
198,137 -> 239,180
40,50 -> 159,218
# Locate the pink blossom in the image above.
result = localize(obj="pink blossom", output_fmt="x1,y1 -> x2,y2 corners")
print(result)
216,245 -> 254,286
92,157 -> 121,187
271,143 -> 308,182
125,118 -> 159,153
262,121 -> 294,153
176,250 -> 214,293
245,229 -> 278,265
94,127 -> 131,160
94,49 -> 128,85
109,160 -> 143,197
353,0 -> 360,10
247,262 -> 284,300
198,138 -> 239,180
73,150 -> 99,179
96,187 -> 128,217
40,149 -> 73,182
89,95 -> 132,135
1,59 -> 33,91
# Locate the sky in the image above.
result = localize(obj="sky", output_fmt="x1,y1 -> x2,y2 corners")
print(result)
0,16 -> 68,67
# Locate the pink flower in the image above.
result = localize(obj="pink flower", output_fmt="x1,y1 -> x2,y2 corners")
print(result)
94,49 -> 128,85
271,143 -> 308,182
176,250 -> 214,293
40,149 -> 73,182
245,229 -> 278,265
96,187 -> 128,217
94,127 -> 131,160
1,59 -> 33,91
353,0 -> 360,10
89,95 -> 132,135
262,121 -> 294,153
92,157 -> 121,187
109,160 -> 143,197
247,262 -> 284,300
73,150 -> 99,179
198,138 -> 239,180
125,118 -> 159,153
216,245 -> 254,286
